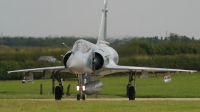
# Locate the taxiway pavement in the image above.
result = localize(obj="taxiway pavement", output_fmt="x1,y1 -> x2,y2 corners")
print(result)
8,98 -> 200,101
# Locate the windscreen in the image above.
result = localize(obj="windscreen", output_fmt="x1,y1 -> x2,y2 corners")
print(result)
72,41 -> 90,53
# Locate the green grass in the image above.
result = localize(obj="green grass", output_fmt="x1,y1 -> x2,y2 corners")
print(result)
0,100 -> 200,112
0,72 -> 200,99
0,73 -> 200,112
101,72 -> 200,98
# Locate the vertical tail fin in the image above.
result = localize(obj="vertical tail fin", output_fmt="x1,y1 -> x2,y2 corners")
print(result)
97,0 -> 108,45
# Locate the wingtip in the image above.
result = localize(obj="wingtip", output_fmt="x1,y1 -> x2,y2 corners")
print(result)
189,70 -> 197,73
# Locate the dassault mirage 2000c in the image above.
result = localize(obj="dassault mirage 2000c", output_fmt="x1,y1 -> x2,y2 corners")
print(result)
8,0 -> 196,100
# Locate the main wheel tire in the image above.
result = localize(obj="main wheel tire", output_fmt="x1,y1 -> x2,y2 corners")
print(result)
77,94 -> 80,100
55,86 -> 62,100
126,85 -> 130,97
82,94 -> 86,100
128,86 -> 135,100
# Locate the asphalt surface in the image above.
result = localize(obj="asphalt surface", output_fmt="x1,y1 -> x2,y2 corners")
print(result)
9,98 -> 200,101
64,98 -> 200,101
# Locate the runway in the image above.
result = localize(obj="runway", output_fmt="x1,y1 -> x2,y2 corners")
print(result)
63,98 -> 200,101
9,98 -> 200,101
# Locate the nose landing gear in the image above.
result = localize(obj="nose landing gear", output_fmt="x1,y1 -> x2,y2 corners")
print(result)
76,74 -> 87,100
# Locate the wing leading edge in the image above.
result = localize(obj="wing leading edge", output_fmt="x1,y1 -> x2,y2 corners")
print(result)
7,66 -> 67,74
100,62 -> 197,76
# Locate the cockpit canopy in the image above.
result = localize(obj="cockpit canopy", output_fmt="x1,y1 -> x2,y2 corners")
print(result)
72,40 -> 91,53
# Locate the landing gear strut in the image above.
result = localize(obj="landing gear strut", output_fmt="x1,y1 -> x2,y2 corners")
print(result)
126,71 -> 136,100
76,74 -> 86,100
52,71 -> 64,100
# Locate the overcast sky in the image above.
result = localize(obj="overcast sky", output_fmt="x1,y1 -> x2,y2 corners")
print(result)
1,0 -> 200,39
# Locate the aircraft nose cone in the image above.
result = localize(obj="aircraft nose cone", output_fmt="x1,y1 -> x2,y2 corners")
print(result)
67,56 -> 84,74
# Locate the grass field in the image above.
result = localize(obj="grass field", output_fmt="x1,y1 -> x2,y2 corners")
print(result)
0,72 -> 200,99
0,72 -> 200,111
0,100 -> 200,112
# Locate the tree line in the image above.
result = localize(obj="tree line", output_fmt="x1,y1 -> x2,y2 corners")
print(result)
0,33 -> 200,80
1,33 -> 198,47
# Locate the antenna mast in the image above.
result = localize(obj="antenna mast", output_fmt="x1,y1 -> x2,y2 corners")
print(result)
1,32 -> 3,46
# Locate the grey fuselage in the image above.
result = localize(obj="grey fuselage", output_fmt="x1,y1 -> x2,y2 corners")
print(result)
64,39 -> 119,76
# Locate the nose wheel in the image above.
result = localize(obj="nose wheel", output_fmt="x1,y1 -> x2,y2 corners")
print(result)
77,94 -> 86,100
77,94 -> 80,100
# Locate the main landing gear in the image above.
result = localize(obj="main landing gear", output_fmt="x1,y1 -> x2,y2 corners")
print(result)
126,71 -> 136,100
51,72 -> 87,101
52,71 -> 64,100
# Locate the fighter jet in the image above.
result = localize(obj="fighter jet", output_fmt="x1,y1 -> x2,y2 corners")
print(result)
8,0 -> 196,100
